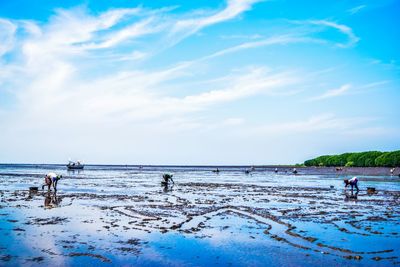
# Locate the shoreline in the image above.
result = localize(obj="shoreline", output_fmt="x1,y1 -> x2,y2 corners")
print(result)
0,164 -> 398,176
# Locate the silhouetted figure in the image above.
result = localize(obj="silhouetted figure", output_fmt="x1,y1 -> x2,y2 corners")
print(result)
344,177 -> 359,192
161,174 -> 174,186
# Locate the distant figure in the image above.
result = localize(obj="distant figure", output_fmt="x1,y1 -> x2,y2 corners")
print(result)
274,168 -> 278,173
390,168 -> 395,175
212,168 -> 220,173
42,172 -> 62,191
344,177 -> 359,192
161,174 -> 174,186
292,168 -> 298,174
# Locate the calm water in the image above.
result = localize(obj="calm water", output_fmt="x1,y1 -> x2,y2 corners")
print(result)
0,164 -> 399,266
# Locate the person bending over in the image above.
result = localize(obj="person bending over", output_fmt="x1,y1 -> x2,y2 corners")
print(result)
42,172 -> 62,191
344,177 -> 359,191
162,174 -> 174,186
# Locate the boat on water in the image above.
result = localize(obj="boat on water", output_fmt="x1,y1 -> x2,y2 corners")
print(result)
67,160 -> 84,170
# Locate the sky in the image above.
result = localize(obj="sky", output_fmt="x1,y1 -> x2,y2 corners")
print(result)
0,0 -> 399,165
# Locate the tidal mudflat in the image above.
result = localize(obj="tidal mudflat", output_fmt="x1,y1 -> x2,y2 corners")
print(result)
0,165 -> 399,266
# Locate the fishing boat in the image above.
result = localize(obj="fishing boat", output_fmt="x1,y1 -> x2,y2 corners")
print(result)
67,160 -> 84,170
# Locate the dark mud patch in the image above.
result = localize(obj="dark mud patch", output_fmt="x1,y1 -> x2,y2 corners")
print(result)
0,254 -> 14,262
68,252 -> 111,263
26,216 -> 69,225
114,238 -> 147,255
26,256 -> 45,262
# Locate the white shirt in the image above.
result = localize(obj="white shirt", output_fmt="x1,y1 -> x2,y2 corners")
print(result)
349,177 -> 358,184
46,172 -> 57,179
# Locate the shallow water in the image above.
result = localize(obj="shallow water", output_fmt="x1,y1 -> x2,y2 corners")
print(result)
0,165 -> 399,266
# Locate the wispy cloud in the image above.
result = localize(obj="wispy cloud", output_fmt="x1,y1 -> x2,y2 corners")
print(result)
220,34 -> 263,40
289,19 -> 359,48
170,0 -> 261,34
203,35 -> 322,60
307,20 -> 360,48
0,18 -> 17,56
347,5 -> 366,15
81,18 -> 161,50
308,84 -> 351,101
358,80 -> 390,89
179,67 -> 298,108
248,114 -> 376,135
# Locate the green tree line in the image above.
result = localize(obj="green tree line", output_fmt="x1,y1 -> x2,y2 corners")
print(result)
304,150 -> 400,167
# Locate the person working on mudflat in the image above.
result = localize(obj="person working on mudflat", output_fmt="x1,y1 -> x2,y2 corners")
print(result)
42,172 -> 62,191
344,177 -> 359,191
162,174 -> 174,186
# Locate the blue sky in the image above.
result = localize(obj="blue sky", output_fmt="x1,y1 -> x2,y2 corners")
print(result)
0,0 -> 399,164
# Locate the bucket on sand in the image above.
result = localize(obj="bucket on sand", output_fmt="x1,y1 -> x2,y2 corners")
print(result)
367,187 -> 376,194
29,187 -> 38,192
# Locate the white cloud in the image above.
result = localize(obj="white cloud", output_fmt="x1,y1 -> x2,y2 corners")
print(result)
172,0 -> 259,31
308,84 -> 351,101
248,114 -> 375,135
167,0 -> 262,46
308,81 -> 391,102
308,20 -> 359,48
289,19 -> 359,48
204,35 -> 315,60
0,19 -> 17,56
359,80 -> 390,89
75,66 -> 300,123
180,67 -> 298,107
82,18 -> 161,49
347,5 -> 366,15
220,33 -> 263,40
223,117 -> 245,126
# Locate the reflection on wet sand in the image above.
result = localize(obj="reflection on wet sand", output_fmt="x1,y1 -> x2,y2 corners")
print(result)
344,190 -> 359,201
162,184 -> 174,193
67,169 -> 83,175
44,192 -> 61,209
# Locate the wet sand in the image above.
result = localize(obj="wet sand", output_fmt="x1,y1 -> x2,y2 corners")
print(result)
0,166 -> 399,266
